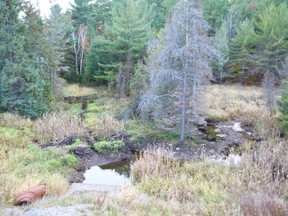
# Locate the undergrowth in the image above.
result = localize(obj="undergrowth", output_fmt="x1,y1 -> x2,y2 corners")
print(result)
93,140 -> 125,153
0,113 -> 79,205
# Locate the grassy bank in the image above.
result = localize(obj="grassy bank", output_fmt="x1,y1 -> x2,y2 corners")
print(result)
1,84 -> 287,216
0,113 -> 79,205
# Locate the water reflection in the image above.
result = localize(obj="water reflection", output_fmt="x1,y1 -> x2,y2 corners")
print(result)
83,159 -> 133,186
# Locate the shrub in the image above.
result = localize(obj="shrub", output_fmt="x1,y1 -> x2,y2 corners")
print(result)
35,112 -> 87,143
129,135 -> 146,143
93,140 -> 125,153
62,154 -> 79,166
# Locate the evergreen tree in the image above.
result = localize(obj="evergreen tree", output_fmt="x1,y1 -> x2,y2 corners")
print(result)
213,20 -> 229,82
85,0 -> 152,97
70,0 -> 93,27
254,3 -> 288,80
202,0 -> 230,35
0,0 -> 50,118
229,20 -> 258,83
45,4 -> 73,88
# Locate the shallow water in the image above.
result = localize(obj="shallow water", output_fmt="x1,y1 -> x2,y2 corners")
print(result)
83,159 -> 133,186
205,124 -> 221,142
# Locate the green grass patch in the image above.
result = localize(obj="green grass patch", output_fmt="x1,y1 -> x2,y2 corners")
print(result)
93,140 -> 125,153
67,103 -> 82,116
87,105 -> 106,113
0,127 -> 32,148
71,139 -> 82,148
134,153 -> 227,204
126,120 -> 180,143
206,114 -> 226,122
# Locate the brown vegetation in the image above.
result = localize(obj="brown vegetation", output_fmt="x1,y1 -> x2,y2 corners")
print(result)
35,113 -> 87,143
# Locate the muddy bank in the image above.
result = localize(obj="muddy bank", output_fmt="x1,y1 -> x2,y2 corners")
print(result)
42,121 -> 257,183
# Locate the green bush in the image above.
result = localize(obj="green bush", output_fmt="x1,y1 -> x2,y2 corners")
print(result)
62,154 -> 79,166
93,140 -> 125,153
278,81 -> 288,135
129,135 -> 146,144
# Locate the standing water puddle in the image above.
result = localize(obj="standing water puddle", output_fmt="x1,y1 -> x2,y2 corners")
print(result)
83,159 -> 133,186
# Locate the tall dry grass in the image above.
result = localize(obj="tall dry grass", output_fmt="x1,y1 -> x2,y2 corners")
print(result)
132,140 -> 288,215
90,114 -> 125,139
35,112 -> 87,143
203,85 -> 265,124
203,84 -> 281,139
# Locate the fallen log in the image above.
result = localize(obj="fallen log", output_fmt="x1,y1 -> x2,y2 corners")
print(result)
14,185 -> 46,206
64,94 -> 98,103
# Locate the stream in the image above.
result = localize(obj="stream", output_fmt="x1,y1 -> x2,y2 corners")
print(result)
83,159 -> 133,186
81,122 -> 254,185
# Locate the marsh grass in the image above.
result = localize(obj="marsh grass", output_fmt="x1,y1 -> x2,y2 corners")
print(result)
35,112 -> 87,143
129,139 -> 288,215
0,113 -> 78,205
203,85 -> 265,124
90,114 -> 125,139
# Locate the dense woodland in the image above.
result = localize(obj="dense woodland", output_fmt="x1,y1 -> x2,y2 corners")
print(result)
0,0 -> 288,214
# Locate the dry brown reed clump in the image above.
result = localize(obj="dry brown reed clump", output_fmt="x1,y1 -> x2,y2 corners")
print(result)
234,138 -> 288,215
203,85 -> 266,125
133,147 -> 179,182
35,112 -> 87,143
91,114 -> 125,139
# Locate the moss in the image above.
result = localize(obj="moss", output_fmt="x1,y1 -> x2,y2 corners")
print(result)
71,139 -> 82,148
93,140 -> 125,153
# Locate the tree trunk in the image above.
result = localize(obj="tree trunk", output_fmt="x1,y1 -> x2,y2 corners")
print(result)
180,70 -> 187,141
180,4 -> 189,142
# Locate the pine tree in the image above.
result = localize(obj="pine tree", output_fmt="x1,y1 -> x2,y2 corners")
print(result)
202,0 -> 230,35
213,20 -> 229,82
229,20 -> 258,83
0,0 -> 50,118
45,4 -> 73,88
254,3 -> 288,80
85,0 -> 152,97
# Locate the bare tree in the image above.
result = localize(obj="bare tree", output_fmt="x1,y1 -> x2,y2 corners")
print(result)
140,0 -> 217,142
